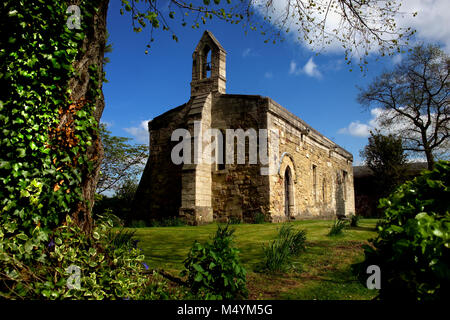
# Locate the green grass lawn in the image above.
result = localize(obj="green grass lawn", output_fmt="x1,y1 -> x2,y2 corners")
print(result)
132,218 -> 379,300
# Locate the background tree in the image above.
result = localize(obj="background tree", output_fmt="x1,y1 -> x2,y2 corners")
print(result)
360,130 -> 408,198
97,124 -> 147,194
94,178 -> 139,224
358,44 -> 450,170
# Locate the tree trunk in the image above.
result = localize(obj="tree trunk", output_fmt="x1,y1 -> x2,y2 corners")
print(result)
420,130 -> 435,170
65,0 -> 110,234
424,147 -> 435,170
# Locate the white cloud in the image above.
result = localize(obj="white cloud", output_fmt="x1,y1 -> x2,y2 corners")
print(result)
242,48 -> 252,58
338,106 -> 446,150
303,57 -> 322,78
289,57 -> 322,79
289,61 -> 297,74
338,108 -> 397,137
124,119 -> 152,144
392,54 -> 403,65
264,71 -> 273,79
338,121 -> 372,138
399,0 -> 450,52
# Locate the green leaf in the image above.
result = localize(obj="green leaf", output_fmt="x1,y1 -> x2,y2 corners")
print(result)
194,273 -> 203,282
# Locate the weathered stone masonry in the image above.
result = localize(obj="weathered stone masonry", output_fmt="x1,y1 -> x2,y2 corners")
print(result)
133,31 -> 355,224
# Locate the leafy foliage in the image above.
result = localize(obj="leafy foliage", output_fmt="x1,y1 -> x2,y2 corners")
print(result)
229,216 -> 242,224
149,217 -> 186,227
130,220 -> 149,228
121,0 -> 415,69
0,1 -> 164,300
360,130 -> 408,198
181,224 -> 247,299
0,215 -> 149,299
0,1 -> 106,296
94,179 -> 139,223
253,212 -> 266,224
353,161 -> 450,300
349,214 -> 360,228
327,219 -> 347,236
261,224 -> 307,272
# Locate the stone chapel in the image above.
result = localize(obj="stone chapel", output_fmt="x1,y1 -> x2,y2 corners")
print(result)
133,30 -> 355,224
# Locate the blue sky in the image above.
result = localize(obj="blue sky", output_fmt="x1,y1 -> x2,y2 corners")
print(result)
102,0 -> 450,165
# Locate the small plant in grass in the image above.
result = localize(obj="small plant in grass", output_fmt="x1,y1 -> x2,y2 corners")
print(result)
328,219 -> 347,236
229,216 -> 242,225
105,228 -> 137,249
161,217 -> 186,227
148,217 -> 186,227
253,212 -> 266,224
181,224 -> 247,299
349,214 -> 360,227
261,224 -> 307,272
130,219 -> 148,228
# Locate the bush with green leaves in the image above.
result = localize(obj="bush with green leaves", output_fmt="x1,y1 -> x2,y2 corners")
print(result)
353,161 -> 450,300
328,219 -> 348,236
0,215 -> 149,299
130,219 -> 148,228
349,214 -> 360,227
229,216 -> 242,225
149,217 -> 186,227
261,224 -> 307,272
253,212 -> 266,224
181,224 -> 247,300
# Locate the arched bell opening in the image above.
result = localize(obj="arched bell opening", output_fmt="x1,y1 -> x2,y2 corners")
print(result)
201,45 -> 212,79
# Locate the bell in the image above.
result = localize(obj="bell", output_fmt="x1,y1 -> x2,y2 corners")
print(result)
206,63 -> 211,71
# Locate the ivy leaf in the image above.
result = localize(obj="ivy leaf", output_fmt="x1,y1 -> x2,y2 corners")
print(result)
194,273 -> 203,282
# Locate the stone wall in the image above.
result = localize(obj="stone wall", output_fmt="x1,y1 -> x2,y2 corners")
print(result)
132,103 -> 190,220
266,98 -> 355,222
210,94 -> 271,223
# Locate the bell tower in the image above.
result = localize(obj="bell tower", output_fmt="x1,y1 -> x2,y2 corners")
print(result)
191,30 -> 226,96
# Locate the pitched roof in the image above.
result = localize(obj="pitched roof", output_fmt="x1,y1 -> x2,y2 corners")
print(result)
193,30 -> 227,54
353,162 -> 428,178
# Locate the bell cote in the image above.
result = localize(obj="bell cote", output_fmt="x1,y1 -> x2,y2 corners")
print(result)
191,30 -> 226,97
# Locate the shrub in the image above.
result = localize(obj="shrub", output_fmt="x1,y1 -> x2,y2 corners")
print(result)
161,217 -> 186,227
0,215 -> 149,299
349,214 -> 360,227
328,219 -> 347,236
261,239 -> 292,273
229,216 -> 242,225
180,224 -> 247,299
261,224 -> 307,272
253,212 -> 266,224
142,270 -> 194,300
148,217 -> 186,227
130,220 -> 148,228
352,161 -> 450,300
105,227 -> 137,249
99,209 -> 124,227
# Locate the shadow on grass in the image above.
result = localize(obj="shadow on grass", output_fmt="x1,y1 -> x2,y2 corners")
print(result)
348,226 -> 377,232
280,267 -> 377,300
